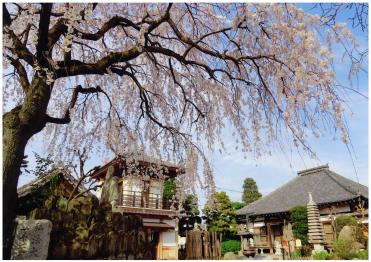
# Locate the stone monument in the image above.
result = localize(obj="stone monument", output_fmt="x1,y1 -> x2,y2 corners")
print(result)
338,225 -> 365,252
11,219 -> 53,259
283,222 -> 295,254
274,240 -> 282,255
100,166 -> 120,207
295,239 -> 302,248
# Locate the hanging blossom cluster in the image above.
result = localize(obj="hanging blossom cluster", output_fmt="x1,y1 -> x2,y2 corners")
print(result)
3,3 -> 362,198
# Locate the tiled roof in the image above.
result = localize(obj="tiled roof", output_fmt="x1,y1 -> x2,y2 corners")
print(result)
237,165 -> 368,216
17,167 -> 89,197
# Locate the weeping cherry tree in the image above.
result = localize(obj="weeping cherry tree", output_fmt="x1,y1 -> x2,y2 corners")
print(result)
2,3 -> 364,257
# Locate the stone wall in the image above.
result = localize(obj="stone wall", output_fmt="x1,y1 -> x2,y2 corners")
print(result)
28,194 -> 155,259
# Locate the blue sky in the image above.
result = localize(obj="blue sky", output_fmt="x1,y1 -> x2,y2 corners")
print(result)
17,4 -> 368,207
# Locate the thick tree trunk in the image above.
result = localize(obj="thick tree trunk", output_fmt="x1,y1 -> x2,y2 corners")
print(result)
3,109 -> 30,258
3,77 -> 51,259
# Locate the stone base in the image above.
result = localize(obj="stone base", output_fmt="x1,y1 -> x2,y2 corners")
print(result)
312,244 -> 324,254
275,249 -> 282,255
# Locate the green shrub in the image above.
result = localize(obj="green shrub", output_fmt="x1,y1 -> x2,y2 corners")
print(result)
333,239 -> 357,260
357,249 -> 368,260
291,250 -> 302,259
162,179 -> 176,200
312,250 -> 330,260
221,240 -> 241,256
335,215 -> 358,234
290,206 -> 308,245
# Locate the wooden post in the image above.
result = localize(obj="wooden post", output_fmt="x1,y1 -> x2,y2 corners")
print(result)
208,232 -> 212,259
266,222 -> 273,253
132,191 -> 136,207
204,232 -> 209,259
218,233 -> 222,258
211,232 -> 215,258
240,235 -> 243,251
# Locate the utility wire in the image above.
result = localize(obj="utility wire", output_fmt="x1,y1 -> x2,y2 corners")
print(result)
215,186 -> 243,194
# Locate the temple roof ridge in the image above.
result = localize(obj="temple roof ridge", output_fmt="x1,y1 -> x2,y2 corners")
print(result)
297,164 -> 329,176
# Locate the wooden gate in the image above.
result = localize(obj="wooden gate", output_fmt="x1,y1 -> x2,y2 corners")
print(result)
185,230 -> 221,259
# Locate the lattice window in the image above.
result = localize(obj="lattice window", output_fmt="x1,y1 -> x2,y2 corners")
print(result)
323,223 -> 334,244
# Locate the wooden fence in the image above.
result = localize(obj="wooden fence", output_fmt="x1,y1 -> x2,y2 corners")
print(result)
185,230 -> 221,259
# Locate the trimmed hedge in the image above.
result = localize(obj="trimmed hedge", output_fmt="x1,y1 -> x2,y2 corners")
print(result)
221,240 -> 241,256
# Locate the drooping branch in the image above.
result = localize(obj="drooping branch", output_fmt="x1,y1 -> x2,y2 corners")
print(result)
66,149 -> 100,206
168,58 -> 205,123
123,70 -> 187,138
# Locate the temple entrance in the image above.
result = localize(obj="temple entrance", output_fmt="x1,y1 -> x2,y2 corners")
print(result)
150,231 -> 160,259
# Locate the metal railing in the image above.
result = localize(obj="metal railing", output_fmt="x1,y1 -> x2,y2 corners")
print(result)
121,190 -> 178,210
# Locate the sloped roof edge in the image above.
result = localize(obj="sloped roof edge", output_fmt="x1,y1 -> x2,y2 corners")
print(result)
17,167 -> 89,198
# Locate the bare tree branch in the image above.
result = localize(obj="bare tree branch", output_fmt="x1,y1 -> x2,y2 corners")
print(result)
46,85 -> 104,124
7,56 -> 30,91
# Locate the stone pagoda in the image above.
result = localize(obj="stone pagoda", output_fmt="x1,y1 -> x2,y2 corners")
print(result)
307,192 -> 325,251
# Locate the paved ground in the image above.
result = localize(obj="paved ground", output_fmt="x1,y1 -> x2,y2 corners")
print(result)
223,252 -> 285,260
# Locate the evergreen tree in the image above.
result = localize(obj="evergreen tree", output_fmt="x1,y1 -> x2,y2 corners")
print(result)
181,194 -> 200,217
179,194 -> 201,236
232,202 -> 245,210
290,205 -> 309,245
203,192 -> 237,238
242,178 -> 262,205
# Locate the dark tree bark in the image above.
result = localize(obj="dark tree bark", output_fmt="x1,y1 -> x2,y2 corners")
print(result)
3,109 -> 28,259
3,76 -> 51,258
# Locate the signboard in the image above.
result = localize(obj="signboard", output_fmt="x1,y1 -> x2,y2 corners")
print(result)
253,222 -> 265,228
162,231 -> 177,247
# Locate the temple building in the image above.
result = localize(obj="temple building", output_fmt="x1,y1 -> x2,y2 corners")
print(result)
236,164 -> 368,254
90,155 -> 185,260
